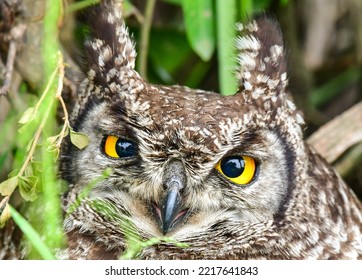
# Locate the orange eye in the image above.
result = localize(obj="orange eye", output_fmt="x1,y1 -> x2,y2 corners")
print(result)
102,136 -> 137,158
215,155 -> 257,185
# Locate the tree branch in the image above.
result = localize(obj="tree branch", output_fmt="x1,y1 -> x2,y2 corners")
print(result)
307,102 -> 362,164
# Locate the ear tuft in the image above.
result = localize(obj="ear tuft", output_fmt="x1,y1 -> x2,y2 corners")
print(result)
84,0 -> 137,87
235,15 -> 287,95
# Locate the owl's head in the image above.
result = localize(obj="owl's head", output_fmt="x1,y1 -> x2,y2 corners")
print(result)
60,0 -> 307,258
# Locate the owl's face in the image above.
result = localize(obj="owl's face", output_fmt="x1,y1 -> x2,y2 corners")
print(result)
64,80 -> 294,232
62,74 -> 306,259
60,2 -> 310,258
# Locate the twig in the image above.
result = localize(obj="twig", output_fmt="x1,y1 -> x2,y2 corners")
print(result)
0,40 -> 17,96
0,24 -> 26,96
0,196 -> 9,213
137,0 -> 156,80
18,106 -> 49,177
55,53 -> 70,149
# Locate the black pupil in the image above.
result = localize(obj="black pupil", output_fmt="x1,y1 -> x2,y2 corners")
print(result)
115,139 -> 137,157
221,156 -> 245,178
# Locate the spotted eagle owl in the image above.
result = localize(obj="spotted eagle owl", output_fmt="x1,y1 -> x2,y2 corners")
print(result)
59,0 -> 362,259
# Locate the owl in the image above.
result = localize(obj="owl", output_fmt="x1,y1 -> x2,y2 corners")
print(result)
59,0 -> 362,259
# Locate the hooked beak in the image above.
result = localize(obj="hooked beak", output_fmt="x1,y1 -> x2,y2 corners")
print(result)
160,180 -> 188,234
152,160 -> 189,235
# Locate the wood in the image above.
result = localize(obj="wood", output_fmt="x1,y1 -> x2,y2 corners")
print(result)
307,102 -> 362,165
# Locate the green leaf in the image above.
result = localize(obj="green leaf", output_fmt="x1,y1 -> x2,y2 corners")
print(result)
182,0 -> 215,61
239,0 -> 253,18
148,29 -> 194,84
253,0 -> 274,10
0,151 -> 8,169
47,135 -> 59,146
123,0 -> 135,16
0,176 -> 19,196
30,160 -> 43,175
161,0 -> 183,5
70,130 -> 89,150
9,205 -> 56,260
0,202 -> 11,228
66,0 -> 100,14
66,168 -> 112,216
310,67 -> 362,107
18,176 -> 38,201
24,163 -> 34,177
8,169 -> 20,178
18,107 -> 36,125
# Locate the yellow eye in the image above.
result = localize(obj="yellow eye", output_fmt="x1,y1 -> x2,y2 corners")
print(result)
102,135 -> 137,158
215,155 -> 257,185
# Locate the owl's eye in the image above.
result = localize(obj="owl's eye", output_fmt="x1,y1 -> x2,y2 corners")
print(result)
215,155 -> 257,185
102,135 -> 137,158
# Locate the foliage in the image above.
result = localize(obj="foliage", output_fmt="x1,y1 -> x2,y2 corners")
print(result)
150,0 -> 284,94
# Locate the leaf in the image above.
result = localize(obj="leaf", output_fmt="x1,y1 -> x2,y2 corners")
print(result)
47,128 -> 69,149
0,176 -> 19,196
148,29 -> 194,83
18,176 -> 38,202
239,0 -> 253,17
66,168 -> 112,216
70,130 -> 89,150
253,0 -> 274,10
123,0 -> 136,16
0,202 -> 11,228
161,0 -> 183,5
66,0 -> 100,13
9,206 -> 56,260
47,135 -> 59,146
9,169 -> 20,178
0,151 -> 8,169
182,0 -> 215,61
24,164 -> 34,177
18,107 -> 36,125
30,160 -> 43,174
310,67 -> 361,107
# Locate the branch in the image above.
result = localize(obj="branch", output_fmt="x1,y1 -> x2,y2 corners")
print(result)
307,102 -> 362,162
0,24 -> 26,96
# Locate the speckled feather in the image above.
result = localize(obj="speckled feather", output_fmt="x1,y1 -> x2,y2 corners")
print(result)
58,0 -> 362,260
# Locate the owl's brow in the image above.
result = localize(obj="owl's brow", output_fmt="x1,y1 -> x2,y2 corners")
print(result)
97,104 -> 139,140
219,132 -> 269,162
109,100 -> 128,117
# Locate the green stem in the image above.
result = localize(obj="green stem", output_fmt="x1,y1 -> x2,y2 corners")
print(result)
216,0 -> 237,95
137,0 -> 156,79
40,0 -> 64,252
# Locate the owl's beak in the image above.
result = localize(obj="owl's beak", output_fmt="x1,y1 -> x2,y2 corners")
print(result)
154,159 -> 189,235
160,182 -> 184,234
